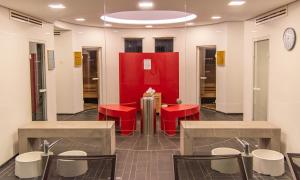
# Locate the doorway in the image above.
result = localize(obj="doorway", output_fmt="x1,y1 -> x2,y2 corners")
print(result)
253,39 -> 269,121
82,47 -> 101,110
29,42 -> 47,121
198,46 -> 217,110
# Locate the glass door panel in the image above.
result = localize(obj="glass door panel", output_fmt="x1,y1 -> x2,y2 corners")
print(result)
82,48 -> 99,110
29,42 -> 47,121
199,46 -> 216,110
199,47 -> 206,105
253,40 -> 269,121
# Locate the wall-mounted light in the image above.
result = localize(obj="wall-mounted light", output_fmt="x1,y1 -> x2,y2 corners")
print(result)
145,25 -> 153,28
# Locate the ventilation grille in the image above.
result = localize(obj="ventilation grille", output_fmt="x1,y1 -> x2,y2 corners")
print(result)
54,31 -> 61,36
10,10 -> 43,26
255,6 -> 287,25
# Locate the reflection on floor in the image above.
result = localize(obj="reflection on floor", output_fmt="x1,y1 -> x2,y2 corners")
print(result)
0,109 -> 292,180
83,103 -> 98,110
201,104 -> 216,110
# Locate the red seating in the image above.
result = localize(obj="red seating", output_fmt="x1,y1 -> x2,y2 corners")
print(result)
120,102 -> 137,109
98,105 -> 137,135
161,104 -> 200,136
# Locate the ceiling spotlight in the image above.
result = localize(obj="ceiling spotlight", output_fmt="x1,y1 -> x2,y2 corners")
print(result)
48,3 -> 66,9
75,18 -> 86,21
145,25 -> 153,28
228,1 -> 246,6
186,22 -> 194,26
139,1 -> 154,9
211,16 -> 222,20
104,23 -> 112,27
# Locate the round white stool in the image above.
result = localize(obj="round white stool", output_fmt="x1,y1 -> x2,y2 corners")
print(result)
57,150 -> 88,177
15,151 -> 43,178
253,149 -> 284,177
211,147 -> 241,174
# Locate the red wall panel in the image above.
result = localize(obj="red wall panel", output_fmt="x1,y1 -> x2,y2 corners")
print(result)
119,52 -> 179,108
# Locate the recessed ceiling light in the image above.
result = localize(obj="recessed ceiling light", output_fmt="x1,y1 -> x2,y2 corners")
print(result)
48,3 -> 66,9
145,25 -> 153,28
139,2 -> 154,9
100,11 -> 197,25
211,16 -> 222,20
104,23 -> 112,27
75,18 -> 86,21
228,1 -> 246,6
186,22 -> 195,26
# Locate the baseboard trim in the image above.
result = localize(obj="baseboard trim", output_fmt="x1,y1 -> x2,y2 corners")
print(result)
202,108 -> 243,115
216,110 -> 243,115
57,108 -> 97,116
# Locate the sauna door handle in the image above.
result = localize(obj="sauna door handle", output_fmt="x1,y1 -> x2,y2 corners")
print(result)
200,77 -> 207,80
92,78 -> 99,81
39,89 -> 47,93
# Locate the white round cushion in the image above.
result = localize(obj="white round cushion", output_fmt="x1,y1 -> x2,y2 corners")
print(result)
211,147 -> 241,174
15,151 -> 43,178
57,150 -> 88,177
253,149 -> 284,177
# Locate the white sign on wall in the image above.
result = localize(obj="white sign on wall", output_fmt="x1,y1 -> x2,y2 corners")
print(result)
144,59 -> 151,70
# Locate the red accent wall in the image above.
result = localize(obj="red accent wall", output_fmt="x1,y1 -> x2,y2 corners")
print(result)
119,52 -> 179,108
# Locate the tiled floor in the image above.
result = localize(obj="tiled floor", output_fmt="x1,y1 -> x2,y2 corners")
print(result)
0,109 -> 293,180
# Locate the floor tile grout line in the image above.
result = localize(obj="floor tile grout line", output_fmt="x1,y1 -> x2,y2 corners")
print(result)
0,161 -> 14,177
128,151 -> 136,180
133,151 -> 139,180
119,150 -> 129,179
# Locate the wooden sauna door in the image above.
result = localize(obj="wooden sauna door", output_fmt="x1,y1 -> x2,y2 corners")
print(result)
82,48 -> 100,110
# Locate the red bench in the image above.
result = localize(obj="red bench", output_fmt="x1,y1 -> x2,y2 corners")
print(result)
98,105 -> 136,135
161,104 -> 200,136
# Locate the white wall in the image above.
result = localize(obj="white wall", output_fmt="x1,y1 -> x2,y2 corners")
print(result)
244,1 -> 300,152
225,23 -> 244,113
55,21 -> 244,114
0,6 -> 56,165
55,31 -> 75,113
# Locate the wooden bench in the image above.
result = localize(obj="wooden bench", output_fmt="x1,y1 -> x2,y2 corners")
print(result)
18,121 -> 116,155
180,121 -> 281,155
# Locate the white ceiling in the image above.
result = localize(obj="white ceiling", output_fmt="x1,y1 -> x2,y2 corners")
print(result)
0,0 -> 296,28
